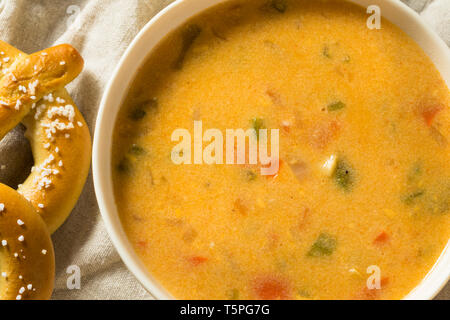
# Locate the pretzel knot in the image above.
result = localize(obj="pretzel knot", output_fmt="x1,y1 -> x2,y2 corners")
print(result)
0,41 -> 91,300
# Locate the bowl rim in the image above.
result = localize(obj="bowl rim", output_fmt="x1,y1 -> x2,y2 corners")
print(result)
93,0 -> 450,300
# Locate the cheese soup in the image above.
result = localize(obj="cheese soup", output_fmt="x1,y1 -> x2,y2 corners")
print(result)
112,0 -> 450,299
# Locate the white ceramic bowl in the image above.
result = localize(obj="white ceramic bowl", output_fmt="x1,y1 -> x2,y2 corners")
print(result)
93,0 -> 450,300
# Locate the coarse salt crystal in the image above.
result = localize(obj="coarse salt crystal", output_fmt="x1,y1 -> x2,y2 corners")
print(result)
15,99 -> 21,110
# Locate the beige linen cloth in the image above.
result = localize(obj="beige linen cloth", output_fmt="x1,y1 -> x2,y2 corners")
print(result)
0,0 -> 448,300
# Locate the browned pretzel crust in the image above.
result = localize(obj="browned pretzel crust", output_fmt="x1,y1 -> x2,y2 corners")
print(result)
0,41 -> 89,300
0,184 -> 55,300
0,44 -> 83,139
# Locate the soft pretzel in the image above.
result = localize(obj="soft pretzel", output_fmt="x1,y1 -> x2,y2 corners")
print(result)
0,42 -> 89,299
0,41 -> 91,233
0,183 -> 55,300
0,44 -> 83,139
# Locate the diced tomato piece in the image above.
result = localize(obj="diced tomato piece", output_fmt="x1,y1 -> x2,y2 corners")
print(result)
356,286 -> 379,300
186,256 -> 208,266
136,241 -> 148,249
421,105 -> 443,126
373,231 -> 389,245
252,275 -> 291,300
354,277 -> 389,300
